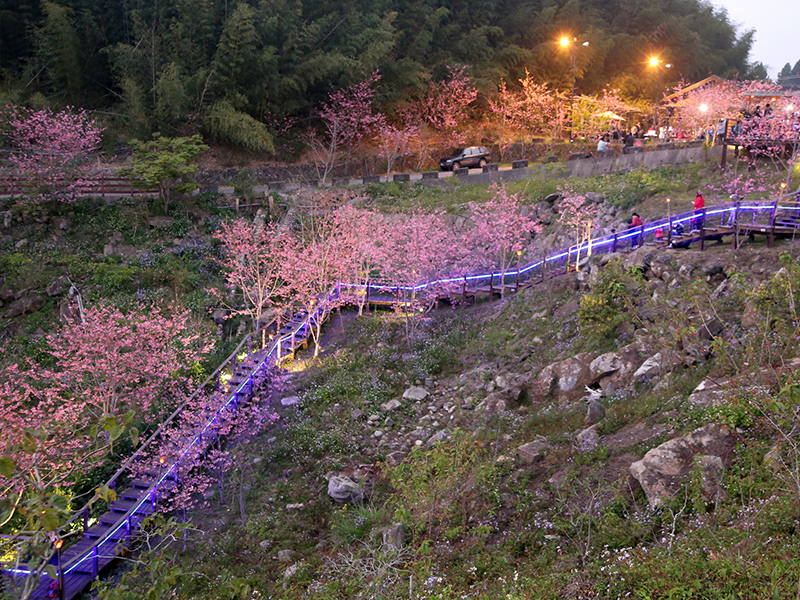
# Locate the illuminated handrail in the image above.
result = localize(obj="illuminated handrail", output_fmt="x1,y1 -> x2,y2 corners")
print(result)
5,196 -> 799,592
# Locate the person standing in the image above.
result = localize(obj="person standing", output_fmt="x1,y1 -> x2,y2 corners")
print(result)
693,190 -> 705,231
628,212 -> 644,248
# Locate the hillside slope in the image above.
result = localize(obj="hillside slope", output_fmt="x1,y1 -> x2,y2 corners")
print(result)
166,238 -> 800,599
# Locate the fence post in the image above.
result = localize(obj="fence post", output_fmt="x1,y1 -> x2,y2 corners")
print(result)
731,201 -> 740,249
768,199 -> 779,247
699,208 -> 705,251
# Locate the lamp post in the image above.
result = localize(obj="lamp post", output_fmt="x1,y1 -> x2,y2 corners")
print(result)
666,197 -> 672,243
699,103 -> 709,141
560,37 -> 589,141
648,57 -> 672,132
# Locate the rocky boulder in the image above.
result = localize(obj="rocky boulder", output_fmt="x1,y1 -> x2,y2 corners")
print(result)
381,523 -> 406,549
403,386 -> 429,401
516,439 -> 550,465
531,353 -> 595,405
327,475 -> 365,503
629,423 -> 736,508
3,294 -> 45,318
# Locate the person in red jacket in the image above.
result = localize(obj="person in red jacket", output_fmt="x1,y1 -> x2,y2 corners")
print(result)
693,190 -> 705,231
628,212 -> 644,248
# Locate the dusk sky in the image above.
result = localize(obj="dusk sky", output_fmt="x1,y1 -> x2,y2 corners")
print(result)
713,0 -> 796,78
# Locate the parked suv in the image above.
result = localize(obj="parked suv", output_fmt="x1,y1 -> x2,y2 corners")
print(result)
439,146 -> 491,171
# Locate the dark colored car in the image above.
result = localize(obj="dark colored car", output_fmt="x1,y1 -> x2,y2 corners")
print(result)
439,146 -> 491,171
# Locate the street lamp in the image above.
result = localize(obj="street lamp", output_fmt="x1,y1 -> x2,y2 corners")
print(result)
699,103 -> 709,140
648,57 -> 672,131
560,37 -> 589,141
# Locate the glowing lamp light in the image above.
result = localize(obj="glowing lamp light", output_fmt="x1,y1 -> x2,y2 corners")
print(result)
781,182 -> 787,189
159,456 -> 166,465
649,57 -> 659,67
699,103 -> 709,113
560,37 -> 570,47
54,539 -> 63,550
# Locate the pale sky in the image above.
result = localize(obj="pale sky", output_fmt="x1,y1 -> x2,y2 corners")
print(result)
712,0 -> 796,79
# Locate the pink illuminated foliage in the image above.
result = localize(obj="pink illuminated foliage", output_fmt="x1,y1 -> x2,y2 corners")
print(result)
4,105 -> 105,203
556,184 -> 600,265
42,302 -> 211,425
333,206 -> 389,316
402,65 -> 478,164
277,211 -> 354,356
374,122 -> 419,176
0,302 -> 211,598
307,72 -> 384,183
467,184 -> 538,297
212,219 -> 288,332
132,387 -> 278,514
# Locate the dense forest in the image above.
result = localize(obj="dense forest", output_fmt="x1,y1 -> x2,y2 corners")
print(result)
0,0 -> 767,153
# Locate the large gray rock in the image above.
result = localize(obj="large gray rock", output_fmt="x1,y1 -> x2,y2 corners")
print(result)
590,352 -> 622,380
382,523 -> 406,549
695,455 -> 727,506
381,399 -> 402,411
632,352 -> 680,382
585,400 -> 606,425
575,425 -> 599,451
45,276 -> 70,297
629,423 -> 736,508
280,396 -> 300,407
687,378 -> 734,406
403,386 -> 429,401
531,353 -> 595,404
327,476 -> 364,503
516,439 -> 549,465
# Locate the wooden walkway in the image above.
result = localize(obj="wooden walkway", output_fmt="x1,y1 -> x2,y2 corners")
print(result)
3,196 -> 800,599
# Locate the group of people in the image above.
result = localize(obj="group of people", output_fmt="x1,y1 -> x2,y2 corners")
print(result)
596,124 -> 676,155
624,190 -> 706,249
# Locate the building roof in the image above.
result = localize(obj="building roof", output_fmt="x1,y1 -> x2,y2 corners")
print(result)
665,76 -> 732,102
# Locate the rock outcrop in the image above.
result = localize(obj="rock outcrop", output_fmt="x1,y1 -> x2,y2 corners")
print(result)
629,423 -> 736,508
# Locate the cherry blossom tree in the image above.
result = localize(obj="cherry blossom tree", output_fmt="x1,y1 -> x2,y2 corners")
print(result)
556,184 -> 600,269
466,184 -> 539,297
0,360 -> 111,600
728,95 -> 800,192
333,206 -> 390,316
4,105 -> 104,203
517,72 -> 563,141
42,302 -> 210,426
212,219 -> 288,332
403,65 -> 478,165
1,301 -> 208,599
278,212 -> 353,356
307,71 -> 384,183
487,80 -> 522,161
374,122 -> 419,176
377,209 -> 459,342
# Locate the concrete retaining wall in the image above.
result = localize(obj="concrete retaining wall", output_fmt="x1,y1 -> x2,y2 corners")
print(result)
459,143 -> 721,185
